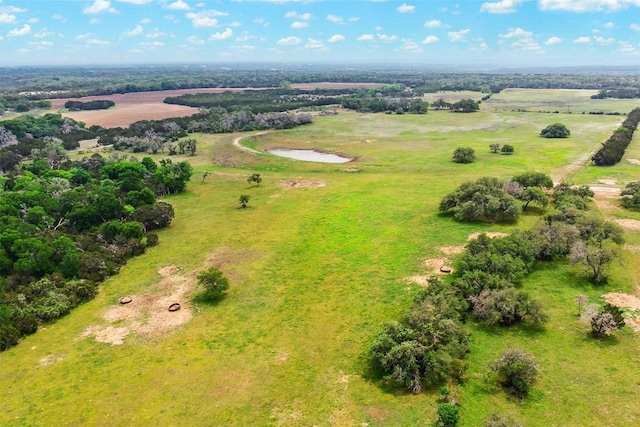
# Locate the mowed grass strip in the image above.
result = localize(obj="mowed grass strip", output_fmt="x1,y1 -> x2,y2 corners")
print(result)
2,106 -> 639,426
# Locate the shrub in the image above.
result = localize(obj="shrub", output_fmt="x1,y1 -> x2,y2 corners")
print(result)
490,348 -> 538,398
439,177 -> 521,222
436,403 -> 460,427
197,267 -> 230,301
500,144 -> 514,154
540,123 -> 570,138
469,288 -> 547,326
452,147 -> 476,164
621,181 -> 640,208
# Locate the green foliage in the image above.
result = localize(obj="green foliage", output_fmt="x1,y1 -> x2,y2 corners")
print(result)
484,413 -> 523,427
520,187 -> 549,211
131,202 -> 175,231
512,171 -> 553,189
621,181 -> 640,208
470,288 -> 547,326
197,267 -> 230,301
64,100 -> 115,111
247,173 -> 262,186
592,108 -> 640,165
436,403 -> 460,427
540,123 -> 570,138
450,98 -> 480,113
500,144 -> 514,154
452,147 -> 476,164
490,349 -> 538,398
239,194 -> 250,208
439,177 -> 521,222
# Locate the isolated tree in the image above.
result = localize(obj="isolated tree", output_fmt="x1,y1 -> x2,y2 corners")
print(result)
490,348 -> 538,398
197,267 -> 230,301
570,240 -> 617,284
436,403 -> 460,427
452,147 -> 476,164
587,304 -> 626,339
490,143 -> 501,153
440,177 -> 521,222
574,294 -> 589,317
500,144 -> 514,154
239,194 -> 250,208
247,173 -> 262,186
540,123 -> 570,138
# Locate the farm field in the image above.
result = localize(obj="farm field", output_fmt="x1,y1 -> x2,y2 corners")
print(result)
3,103 -> 640,426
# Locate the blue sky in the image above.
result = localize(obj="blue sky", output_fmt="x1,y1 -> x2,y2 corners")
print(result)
1,0 -> 640,67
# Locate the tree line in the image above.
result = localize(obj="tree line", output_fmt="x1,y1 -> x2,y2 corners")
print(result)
592,107 -> 640,166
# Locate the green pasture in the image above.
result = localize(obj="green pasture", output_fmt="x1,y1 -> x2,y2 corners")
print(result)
2,107 -> 640,426
484,88 -> 640,114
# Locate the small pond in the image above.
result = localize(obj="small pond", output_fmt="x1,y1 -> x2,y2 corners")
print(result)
267,149 -> 352,163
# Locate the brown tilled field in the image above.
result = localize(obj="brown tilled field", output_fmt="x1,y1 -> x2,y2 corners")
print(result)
48,83 -> 384,128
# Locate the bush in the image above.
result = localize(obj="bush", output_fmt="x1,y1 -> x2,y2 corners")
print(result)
436,403 -> 460,427
490,348 -> 538,398
197,267 -> 230,301
469,288 -> 547,326
540,123 -> 570,138
500,144 -> 514,154
621,181 -> 640,208
439,177 -> 521,222
452,147 -> 476,164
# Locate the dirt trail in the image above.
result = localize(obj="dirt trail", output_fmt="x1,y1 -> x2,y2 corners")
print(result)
232,132 -> 269,155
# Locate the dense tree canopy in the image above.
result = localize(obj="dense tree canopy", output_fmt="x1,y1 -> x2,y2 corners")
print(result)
540,123 -> 570,138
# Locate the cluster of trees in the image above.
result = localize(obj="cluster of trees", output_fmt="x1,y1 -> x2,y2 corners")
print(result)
452,147 -> 476,163
621,181 -> 640,208
64,99 -> 115,111
340,96 -> 427,114
591,88 -> 640,99
187,109 -> 313,134
0,152 -> 191,351
540,123 -> 570,138
373,171 -> 625,398
489,143 -> 514,154
450,99 -> 480,113
592,107 -> 640,166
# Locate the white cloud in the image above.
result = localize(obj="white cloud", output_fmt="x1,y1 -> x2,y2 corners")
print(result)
166,0 -> 190,10
539,0 -> 640,12
125,24 -> 143,36
186,9 -> 228,28
545,36 -> 562,45
141,41 -> 165,48
618,41 -> 636,53
130,48 -> 143,54
499,27 -> 533,38
209,27 -> 232,41
230,21 -> 241,27
231,44 -> 255,51
348,17 -> 360,22
357,34 -> 374,41
327,14 -> 344,24
254,17 -> 269,27
480,0 -> 521,13
187,35 -> 205,44
0,12 -> 16,24
29,41 -> 53,48
115,0 -> 153,4
146,28 -> 169,38
87,38 -> 110,45
277,36 -> 302,45
401,39 -> 421,52
378,33 -> 399,42
7,24 -> 30,37
305,38 -> 325,49
291,21 -> 309,29
34,30 -> 55,38
595,36 -> 616,44
285,11 -> 311,20
52,14 -> 67,23
83,0 -> 118,15
396,3 -> 415,13
424,19 -> 442,28
448,29 -> 470,42
604,21 -> 615,29
328,34 -> 345,43
574,36 -> 591,43
140,18 -> 151,24
422,35 -> 439,44
630,23 -> 640,31
27,18 -> 39,24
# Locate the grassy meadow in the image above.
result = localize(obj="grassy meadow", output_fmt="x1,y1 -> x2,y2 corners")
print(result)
3,96 -> 640,426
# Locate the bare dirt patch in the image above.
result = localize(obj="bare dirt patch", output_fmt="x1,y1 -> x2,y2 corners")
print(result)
603,292 -> 640,332
439,245 -> 465,255
467,232 -> 509,240
81,265 -> 194,345
423,257 -> 453,274
627,159 -> 640,165
613,219 -> 640,231
39,354 -> 64,366
406,275 -> 432,286
598,179 -> 618,185
281,180 -> 327,189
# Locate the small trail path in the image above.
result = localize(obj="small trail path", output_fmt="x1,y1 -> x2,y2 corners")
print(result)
231,131 -> 269,155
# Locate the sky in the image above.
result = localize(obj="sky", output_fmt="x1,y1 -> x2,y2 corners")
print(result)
1,0 -> 640,68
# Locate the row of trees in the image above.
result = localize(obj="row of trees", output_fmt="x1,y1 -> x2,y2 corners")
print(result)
592,107 -> 640,166
64,99 -> 115,111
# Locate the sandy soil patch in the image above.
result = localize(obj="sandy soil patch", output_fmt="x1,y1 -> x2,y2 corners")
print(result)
592,198 -> 620,211
439,245 -> 466,255
281,180 -> 327,189
603,292 -> 640,332
58,104 -> 198,128
406,275 -> 432,286
613,219 -> 640,230
81,265 -> 194,345
467,232 -> 509,240
627,159 -> 640,165
423,257 -> 453,274
598,179 -> 618,185
590,186 -> 621,195
39,354 -> 64,366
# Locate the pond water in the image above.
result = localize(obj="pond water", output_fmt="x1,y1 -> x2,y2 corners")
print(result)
268,149 -> 352,163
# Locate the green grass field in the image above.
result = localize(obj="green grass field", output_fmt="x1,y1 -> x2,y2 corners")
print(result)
3,99 -> 640,426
